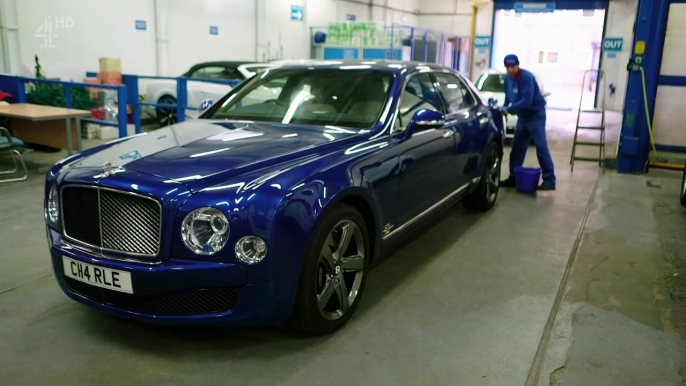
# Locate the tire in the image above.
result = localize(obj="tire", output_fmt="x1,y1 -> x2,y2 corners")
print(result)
156,95 -> 177,127
680,164 -> 686,207
464,142 -> 502,211
289,204 -> 370,335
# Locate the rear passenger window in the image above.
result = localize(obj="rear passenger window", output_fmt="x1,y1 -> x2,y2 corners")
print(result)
434,73 -> 476,113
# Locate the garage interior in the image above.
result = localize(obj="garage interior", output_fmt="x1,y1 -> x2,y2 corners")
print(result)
1,0 -> 686,385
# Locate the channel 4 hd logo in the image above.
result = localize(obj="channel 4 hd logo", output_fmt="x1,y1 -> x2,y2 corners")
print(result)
35,16 -> 75,48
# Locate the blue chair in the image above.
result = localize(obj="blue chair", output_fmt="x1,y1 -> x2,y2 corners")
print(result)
0,127 -> 28,183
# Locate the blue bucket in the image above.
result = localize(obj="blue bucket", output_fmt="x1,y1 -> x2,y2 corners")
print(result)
514,167 -> 541,194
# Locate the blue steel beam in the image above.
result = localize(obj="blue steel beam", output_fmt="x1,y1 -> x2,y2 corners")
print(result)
617,0 -> 670,173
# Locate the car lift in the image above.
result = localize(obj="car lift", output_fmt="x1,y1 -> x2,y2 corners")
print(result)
570,69 -> 606,173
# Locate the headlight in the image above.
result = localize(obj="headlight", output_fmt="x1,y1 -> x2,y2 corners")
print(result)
46,185 -> 59,223
235,236 -> 268,265
181,207 -> 230,255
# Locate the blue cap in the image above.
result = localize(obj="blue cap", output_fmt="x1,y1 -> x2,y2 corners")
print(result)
504,54 -> 519,67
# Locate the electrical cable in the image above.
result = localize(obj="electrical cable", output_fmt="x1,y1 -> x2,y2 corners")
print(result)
638,66 -> 683,170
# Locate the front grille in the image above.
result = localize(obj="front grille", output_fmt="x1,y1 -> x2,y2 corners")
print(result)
61,186 -> 161,257
63,277 -> 240,316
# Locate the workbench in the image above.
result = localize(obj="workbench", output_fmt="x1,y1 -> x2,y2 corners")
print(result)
0,103 -> 91,156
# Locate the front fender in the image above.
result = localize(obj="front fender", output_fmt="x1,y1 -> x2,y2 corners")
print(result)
263,169 -> 382,284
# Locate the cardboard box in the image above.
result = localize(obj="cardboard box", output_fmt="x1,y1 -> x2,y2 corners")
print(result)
98,126 -> 119,140
98,72 -> 123,85
83,77 -> 102,99
98,57 -> 121,73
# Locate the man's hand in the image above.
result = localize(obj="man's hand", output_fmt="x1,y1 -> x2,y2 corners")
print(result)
500,105 -> 510,114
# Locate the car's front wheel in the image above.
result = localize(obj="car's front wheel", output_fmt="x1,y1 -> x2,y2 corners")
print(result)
156,95 -> 177,127
464,142 -> 502,211
680,164 -> 686,207
289,204 -> 369,334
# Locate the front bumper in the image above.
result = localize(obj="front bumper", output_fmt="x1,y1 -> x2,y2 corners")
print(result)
48,227 -> 298,327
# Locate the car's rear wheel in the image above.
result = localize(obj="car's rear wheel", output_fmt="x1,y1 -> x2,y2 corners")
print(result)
464,142 -> 502,211
156,95 -> 177,127
289,204 -> 369,334
680,164 -> 686,207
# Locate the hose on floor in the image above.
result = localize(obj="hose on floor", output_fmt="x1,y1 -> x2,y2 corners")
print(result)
639,67 -> 683,170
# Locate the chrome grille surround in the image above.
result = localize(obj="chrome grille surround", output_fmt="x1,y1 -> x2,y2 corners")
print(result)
60,185 -> 162,259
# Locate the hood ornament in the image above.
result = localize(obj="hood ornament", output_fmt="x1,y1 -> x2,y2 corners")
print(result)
94,161 -> 125,179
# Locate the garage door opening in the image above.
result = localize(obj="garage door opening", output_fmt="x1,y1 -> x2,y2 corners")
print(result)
491,8 -> 606,110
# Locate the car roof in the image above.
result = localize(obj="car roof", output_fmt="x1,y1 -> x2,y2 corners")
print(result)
269,60 -> 459,74
188,61 -> 256,70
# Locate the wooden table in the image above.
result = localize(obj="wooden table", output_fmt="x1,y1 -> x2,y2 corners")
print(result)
0,103 -> 91,156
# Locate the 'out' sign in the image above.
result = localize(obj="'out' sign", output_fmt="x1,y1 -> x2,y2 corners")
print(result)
474,36 -> 491,48
602,38 -> 623,52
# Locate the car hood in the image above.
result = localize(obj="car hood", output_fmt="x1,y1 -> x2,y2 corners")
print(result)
66,120 -> 360,191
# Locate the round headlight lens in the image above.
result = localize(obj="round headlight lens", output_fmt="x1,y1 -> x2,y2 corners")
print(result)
181,207 -> 230,255
235,236 -> 268,265
47,185 -> 59,223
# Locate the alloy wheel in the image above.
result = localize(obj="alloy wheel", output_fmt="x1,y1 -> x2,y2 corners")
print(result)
316,219 -> 365,321
157,97 -> 177,127
486,148 -> 501,202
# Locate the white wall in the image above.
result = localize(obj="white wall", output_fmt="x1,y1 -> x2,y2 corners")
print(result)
16,0 -> 259,81
165,0 -> 257,76
18,0 -> 157,81
12,0 -> 427,82
652,3 -> 686,147
257,0 -> 420,61
602,0 -> 638,111
417,0 -> 473,36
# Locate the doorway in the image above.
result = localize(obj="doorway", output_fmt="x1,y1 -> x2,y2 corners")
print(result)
491,8 -> 606,110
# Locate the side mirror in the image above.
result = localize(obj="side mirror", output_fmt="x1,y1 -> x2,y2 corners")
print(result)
199,99 -> 214,114
407,109 -> 445,134
488,97 -> 498,107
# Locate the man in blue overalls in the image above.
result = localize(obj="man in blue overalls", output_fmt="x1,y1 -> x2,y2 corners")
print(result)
500,54 -> 556,191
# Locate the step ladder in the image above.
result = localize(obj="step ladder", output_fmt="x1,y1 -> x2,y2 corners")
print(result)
570,69 -> 606,172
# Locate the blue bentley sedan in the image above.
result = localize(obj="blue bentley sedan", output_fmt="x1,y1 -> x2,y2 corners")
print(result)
44,61 -> 505,334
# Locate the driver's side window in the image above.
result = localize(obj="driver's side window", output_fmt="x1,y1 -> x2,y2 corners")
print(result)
394,73 -> 443,131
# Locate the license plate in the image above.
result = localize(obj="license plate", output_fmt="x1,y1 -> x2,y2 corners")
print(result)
62,256 -> 133,294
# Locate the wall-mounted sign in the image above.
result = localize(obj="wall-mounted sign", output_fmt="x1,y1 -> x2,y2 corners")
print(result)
210,26 -> 218,35
291,5 -> 304,21
602,37 -> 623,52
474,36 -> 491,48
346,14 -> 356,21
514,2 -> 555,13
135,20 -> 147,31
474,36 -> 491,54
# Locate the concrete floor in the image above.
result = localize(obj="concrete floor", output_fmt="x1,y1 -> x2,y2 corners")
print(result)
1,111 -> 686,385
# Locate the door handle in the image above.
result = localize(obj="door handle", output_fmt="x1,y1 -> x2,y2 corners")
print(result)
442,129 -> 455,138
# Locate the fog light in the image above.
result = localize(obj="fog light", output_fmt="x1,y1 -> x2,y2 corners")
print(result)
235,236 -> 268,265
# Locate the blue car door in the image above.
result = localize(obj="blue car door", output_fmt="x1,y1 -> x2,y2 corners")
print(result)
391,72 -> 459,228
434,72 -> 489,185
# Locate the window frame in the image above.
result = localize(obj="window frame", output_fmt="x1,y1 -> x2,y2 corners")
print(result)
391,70 -> 449,134
433,71 -> 479,115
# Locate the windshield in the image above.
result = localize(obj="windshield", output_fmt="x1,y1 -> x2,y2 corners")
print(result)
243,65 -> 271,77
204,69 -> 394,129
476,73 -> 506,93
